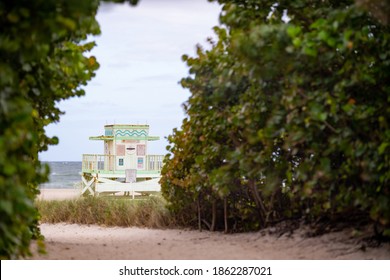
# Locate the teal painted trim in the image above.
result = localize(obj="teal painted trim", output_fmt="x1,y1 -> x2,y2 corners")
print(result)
115,129 -> 147,137
88,136 -> 159,141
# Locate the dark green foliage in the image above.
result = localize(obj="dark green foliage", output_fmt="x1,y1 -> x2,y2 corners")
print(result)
161,0 -> 390,235
0,0 -> 101,259
0,0 -> 142,260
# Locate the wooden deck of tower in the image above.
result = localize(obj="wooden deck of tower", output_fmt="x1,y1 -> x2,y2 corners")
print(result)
81,124 -> 164,197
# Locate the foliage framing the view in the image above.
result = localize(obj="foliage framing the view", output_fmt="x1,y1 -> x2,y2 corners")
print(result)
161,0 -> 390,234
0,0 -> 142,260
0,0 -> 102,259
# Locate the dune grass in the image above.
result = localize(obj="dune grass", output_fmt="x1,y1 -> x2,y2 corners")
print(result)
36,195 -> 173,228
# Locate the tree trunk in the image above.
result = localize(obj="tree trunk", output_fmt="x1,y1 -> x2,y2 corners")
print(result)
224,197 -> 228,233
249,178 -> 266,227
197,194 -> 202,232
211,199 -> 217,232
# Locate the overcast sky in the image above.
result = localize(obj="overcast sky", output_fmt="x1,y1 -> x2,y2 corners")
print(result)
39,0 -> 221,161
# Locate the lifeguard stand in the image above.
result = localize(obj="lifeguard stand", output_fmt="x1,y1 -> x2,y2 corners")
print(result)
81,124 -> 164,196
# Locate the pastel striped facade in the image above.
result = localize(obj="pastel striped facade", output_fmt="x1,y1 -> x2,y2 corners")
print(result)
81,124 -> 163,197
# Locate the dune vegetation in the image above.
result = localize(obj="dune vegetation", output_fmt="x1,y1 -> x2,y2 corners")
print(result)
36,195 -> 172,228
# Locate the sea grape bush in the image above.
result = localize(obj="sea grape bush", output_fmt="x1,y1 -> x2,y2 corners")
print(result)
0,0 -> 139,260
161,0 -> 390,234
0,0 -> 101,259
0,0 -> 143,259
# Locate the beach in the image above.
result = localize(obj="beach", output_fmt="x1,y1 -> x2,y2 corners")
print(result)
38,188 -> 81,201
31,189 -> 390,260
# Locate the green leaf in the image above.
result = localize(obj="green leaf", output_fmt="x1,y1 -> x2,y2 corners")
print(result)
303,46 -> 318,57
287,25 -> 301,38
0,201 -> 13,215
378,142 -> 388,155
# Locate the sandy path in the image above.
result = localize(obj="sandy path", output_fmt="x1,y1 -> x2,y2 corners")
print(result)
38,189 -> 81,200
29,223 -> 390,260
33,189 -> 390,260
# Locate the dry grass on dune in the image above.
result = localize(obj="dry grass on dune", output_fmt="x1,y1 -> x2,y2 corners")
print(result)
36,195 -> 172,228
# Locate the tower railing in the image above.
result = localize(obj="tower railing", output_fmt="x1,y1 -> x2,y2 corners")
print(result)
82,154 -> 164,173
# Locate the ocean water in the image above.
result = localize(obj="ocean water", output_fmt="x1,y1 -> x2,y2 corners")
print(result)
40,161 -> 82,189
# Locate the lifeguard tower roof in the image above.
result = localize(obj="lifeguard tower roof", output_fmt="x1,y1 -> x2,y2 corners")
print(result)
89,124 -> 159,141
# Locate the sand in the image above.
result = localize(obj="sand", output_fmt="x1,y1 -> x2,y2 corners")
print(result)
38,188 -> 81,200
31,189 -> 390,260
